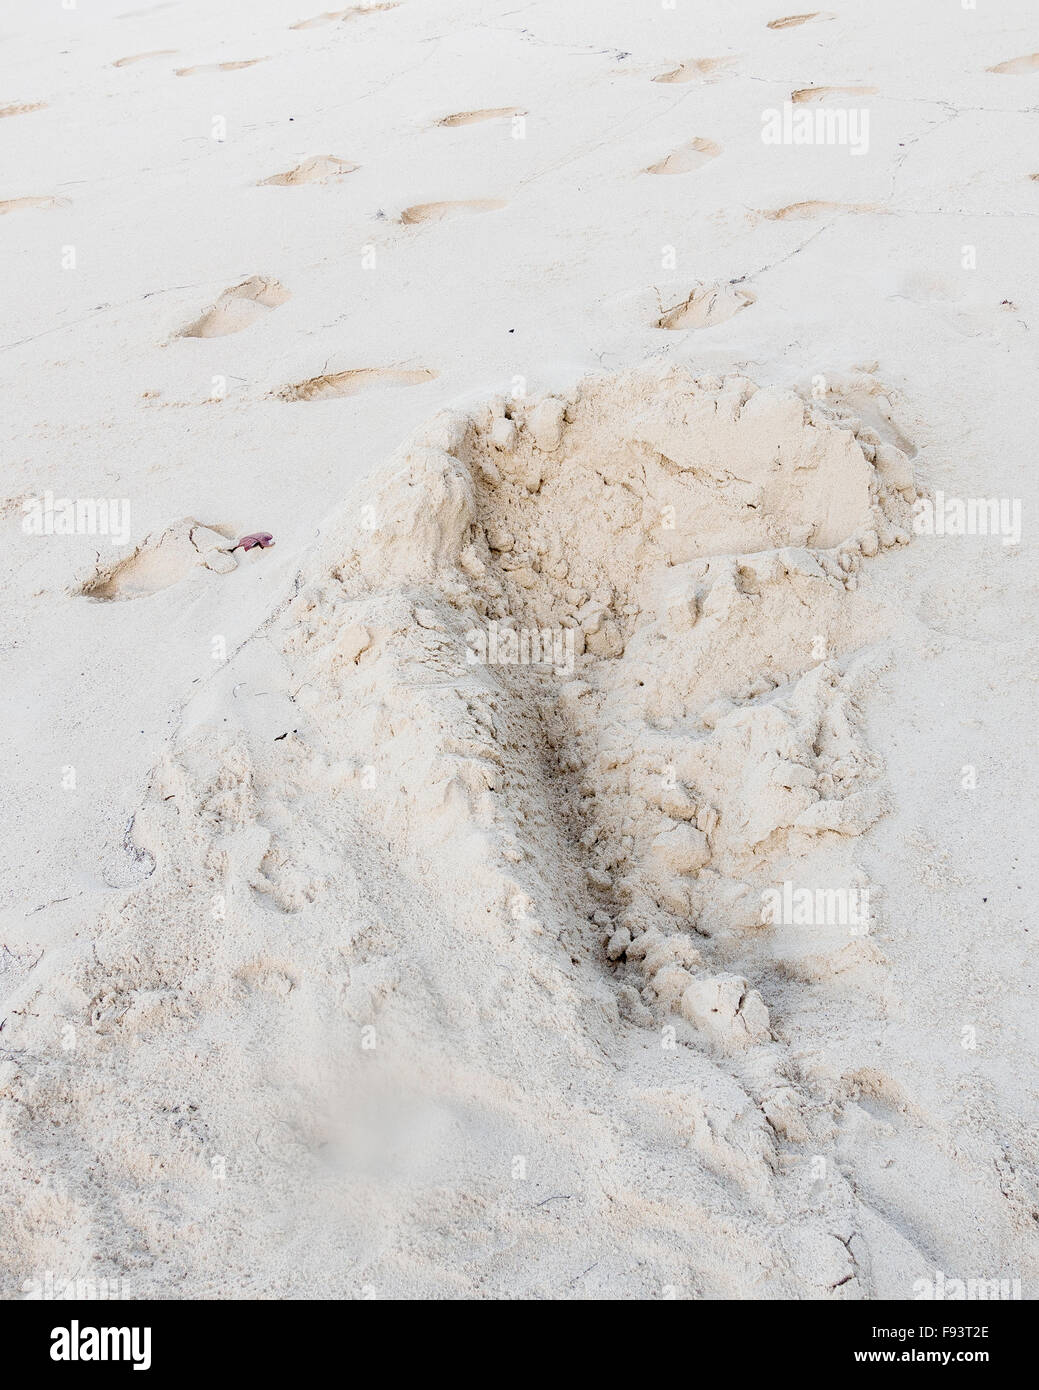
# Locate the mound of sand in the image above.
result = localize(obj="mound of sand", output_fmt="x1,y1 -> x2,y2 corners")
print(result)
9,367 -> 1025,1301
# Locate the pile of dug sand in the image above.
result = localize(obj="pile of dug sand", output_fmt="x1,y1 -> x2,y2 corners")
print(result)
1,367 -> 1032,1299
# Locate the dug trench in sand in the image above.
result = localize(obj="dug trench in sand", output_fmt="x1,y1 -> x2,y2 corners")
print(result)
7,365 -> 1013,1301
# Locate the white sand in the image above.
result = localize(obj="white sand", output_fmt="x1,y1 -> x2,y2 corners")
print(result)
1,0 -> 1037,1300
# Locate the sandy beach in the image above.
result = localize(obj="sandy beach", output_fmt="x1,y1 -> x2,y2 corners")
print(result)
1,0 -> 1037,1301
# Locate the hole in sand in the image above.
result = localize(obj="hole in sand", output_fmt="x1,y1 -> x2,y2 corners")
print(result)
657,283 -> 755,330
278,368 -> 438,401
986,53 -> 1039,75
74,521 -> 238,601
259,155 -> 359,186
178,277 -> 291,339
644,138 -> 721,175
758,200 -> 878,221
435,107 -> 526,126
651,57 -> 736,84
112,50 -> 177,66
289,3 -> 400,28
175,59 -> 268,76
766,12 -> 834,28
400,199 -> 507,224
791,85 -> 878,103
0,196 -> 68,215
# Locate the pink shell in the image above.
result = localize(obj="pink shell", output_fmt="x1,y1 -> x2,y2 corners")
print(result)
235,532 -> 275,551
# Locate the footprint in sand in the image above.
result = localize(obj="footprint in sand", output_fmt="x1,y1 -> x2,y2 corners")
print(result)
179,277 -> 291,339
112,50 -> 178,67
766,12 -> 834,28
279,368 -> 437,401
758,199 -> 878,221
175,59 -> 268,76
0,102 -> 46,118
259,155 -> 358,186
987,54 -> 1039,74
435,107 -> 526,127
791,85 -> 877,103
645,138 -> 720,175
290,4 -> 401,28
74,520 -> 238,602
656,282 -> 756,330
400,199 -> 506,224
0,196 -> 68,215
651,57 -> 736,84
